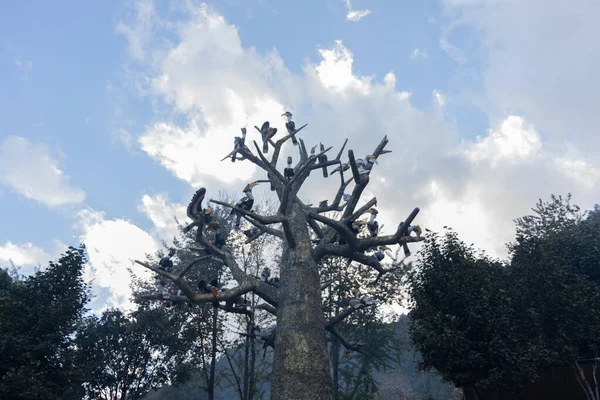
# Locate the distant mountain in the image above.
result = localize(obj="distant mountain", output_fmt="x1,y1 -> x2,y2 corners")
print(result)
143,314 -> 454,400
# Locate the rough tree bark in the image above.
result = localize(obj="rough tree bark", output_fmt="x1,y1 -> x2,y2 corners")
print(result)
133,120 -> 424,399
271,204 -> 333,399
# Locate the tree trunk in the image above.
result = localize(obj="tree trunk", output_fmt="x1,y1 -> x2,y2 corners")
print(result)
208,307 -> 218,400
243,314 -> 251,400
249,322 -> 256,400
331,335 -> 340,399
571,361 -> 599,400
271,205 -> 333,399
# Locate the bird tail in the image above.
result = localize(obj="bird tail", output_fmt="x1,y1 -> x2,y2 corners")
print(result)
291,134 -> 298,145
322,166 -> 329,178
263,139 -> 268,153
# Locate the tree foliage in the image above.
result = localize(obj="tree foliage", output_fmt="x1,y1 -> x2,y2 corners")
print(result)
0,246 -> 90,400
74,306 -> 209,400
407,194 -> 600,395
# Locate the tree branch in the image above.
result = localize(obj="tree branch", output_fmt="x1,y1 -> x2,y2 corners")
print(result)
326,304 -> 372,328
209,199 -> 286,225
312,175 -> 352,214
135,292 -> 253,316
254,303 -> 277,316
134,259 -> 198,302
326,326 -> 367,355
236,147 -> 284,195
341,136 -> 390,218
308,212 -> 359,248
252,141 -> 287,184
316,246 -> 410,283
307,217 -> 325,240
298,138 -> 309,163
274,123 -> 308,149
348,149 -> 361,184
321,280 -> 334,291
134,259 -> 267,312
348,198 -> 378,222
178,256 -> 212,278
241,216 -> 284,241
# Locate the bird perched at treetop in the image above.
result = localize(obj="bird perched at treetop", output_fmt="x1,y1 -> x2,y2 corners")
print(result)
256,121 -> 277,153
281,111 -> 299,145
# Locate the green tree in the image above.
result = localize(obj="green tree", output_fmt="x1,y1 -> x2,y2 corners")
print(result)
74,306 -> 205,400
0,245 -> 90,400
319,252 -> 408,399
408,195 -> 600,398
508,194 -> 600,398
407,228 -> 539,393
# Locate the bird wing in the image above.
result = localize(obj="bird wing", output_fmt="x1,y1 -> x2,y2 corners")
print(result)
267,127 -> 277,139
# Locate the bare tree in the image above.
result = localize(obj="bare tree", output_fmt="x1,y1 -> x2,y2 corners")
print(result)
134,118 -> 424,399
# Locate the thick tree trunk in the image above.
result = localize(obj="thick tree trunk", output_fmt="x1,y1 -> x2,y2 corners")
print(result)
271,205 -> 333,399
208,307 -> 218,400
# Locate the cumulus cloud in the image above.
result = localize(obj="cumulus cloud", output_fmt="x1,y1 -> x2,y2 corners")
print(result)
76,208 -> 157,311
0,136 -> 86,207
138,192 -> 187,242
462,116 -> 542,165
118,2 -> 600,261
439,0 -> 600,151
0,239 -> 70,276
0,242 -> 50,267
343,0 -> 371,22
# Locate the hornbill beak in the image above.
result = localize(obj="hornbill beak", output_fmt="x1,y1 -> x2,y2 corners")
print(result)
243,181 -> 260,192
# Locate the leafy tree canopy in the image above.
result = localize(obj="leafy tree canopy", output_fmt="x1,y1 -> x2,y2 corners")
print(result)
0,245 -> 90,400
408,194 -> 600,393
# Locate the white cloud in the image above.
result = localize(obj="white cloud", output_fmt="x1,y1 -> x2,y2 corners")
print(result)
439,0 -> 600,150
138,193 -> 187,242
115,0 -> 158,61
439,37 -> 467,64
76,208 -> 158,311
553,153 -> 600,192
462,116 -> 542,165
0,242 -> 50,267
433,90 -> 446,107
314,41 -> 373,94
0,136 -> 86,207
118,3 -> 600,262
410,48 -> 428,60
343,0 -> 371,22
0,239 -> 69,276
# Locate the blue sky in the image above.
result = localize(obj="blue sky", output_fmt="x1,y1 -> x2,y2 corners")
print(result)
1,0 -> 599,311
